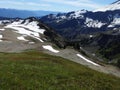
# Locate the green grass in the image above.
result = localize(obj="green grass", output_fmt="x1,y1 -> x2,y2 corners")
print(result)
0,51 -> 120,90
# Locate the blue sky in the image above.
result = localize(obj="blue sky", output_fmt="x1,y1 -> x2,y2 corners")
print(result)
0,0 -> 116,12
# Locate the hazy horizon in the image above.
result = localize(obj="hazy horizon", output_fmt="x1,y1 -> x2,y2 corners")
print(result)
0,0 -> 116,12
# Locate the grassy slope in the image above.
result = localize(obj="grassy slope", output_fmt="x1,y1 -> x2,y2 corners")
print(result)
0,51 -> 120,90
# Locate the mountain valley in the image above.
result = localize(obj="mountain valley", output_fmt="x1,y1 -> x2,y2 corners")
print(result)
0,0 -> 120,89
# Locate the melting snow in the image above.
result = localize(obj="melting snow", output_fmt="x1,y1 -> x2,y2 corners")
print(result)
0,34 -> 3,38
5,26 -> 39,36
10,21 -> 45,34
85,18 -> 106,28
23,20 -> 29,25
0,21 -> 2,24
5,22 -> 44,42
108,15 -> 120,27
90,35 -> 93,38
0,29 -> 5,31
25,23 -> 45,34
11,20 -> 23,25
17,36 -> 28,41
42,45 -> 59,53
0,34 -> 3,42
77,54 -> 100,66
94,1 -> 120,12
108,25 -> 114,28
0,20 -> 11,24
69,10 -> 86,19
28,42 -> 35,44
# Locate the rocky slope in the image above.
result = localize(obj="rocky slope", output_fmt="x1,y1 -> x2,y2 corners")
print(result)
0,17 -> 66,51
0,17 -> 120,77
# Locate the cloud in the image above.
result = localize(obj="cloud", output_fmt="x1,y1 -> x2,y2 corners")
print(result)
43,0 -> 104,9
25,2 -> 50,7
0,0 -> 51,7
0,0 -> 105,11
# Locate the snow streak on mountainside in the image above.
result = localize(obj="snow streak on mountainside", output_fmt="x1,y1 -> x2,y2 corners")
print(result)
94,0 -> 120,12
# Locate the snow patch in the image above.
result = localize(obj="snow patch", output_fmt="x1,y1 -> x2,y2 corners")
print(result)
0,34 -> 3,38
11,20 -> 23,25
9,21 -> 45,34
0,34 -> 3,42
28,42 -> 35,44
90,35 -> 93,38
0,28 -> 5,31
60,16 -> 66,19
0,21 -> 2,24
0,20 -> 11,24
5,24 -> 44,42
6,26 -> 38,36
17,36 -> 28,41
77,54 -> 100,66
69,10 -> 86,19
24,20 -> 29,25
108,25 -> 114,28
108,15 -> 120,27
85,18 -> 106,28
42,45 -> 59,53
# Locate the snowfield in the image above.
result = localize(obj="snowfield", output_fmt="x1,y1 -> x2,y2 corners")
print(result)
108,16 -> 120,27
17,36 -> 28,41
0,34 -> 2,38
77,54 -> 100,66
0,34 -> 3,42
11,21 -> 45,34
90,35 -> 93,38
42,45 -> 59,53
69,10 -> 86,19
85,18 -> 106,28
0,29 -> 5,31
5,20 -> 45,42
28,42 -> 35,44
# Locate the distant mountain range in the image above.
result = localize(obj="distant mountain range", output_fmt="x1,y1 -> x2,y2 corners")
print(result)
40,0 -> 120,40
0,8 -> 58,18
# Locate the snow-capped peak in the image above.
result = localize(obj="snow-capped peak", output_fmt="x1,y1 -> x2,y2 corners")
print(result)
46,9 -> 88,21
94,0 -> 120,12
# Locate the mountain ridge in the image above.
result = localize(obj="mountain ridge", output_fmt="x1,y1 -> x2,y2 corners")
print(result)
0,8 -> 58,18
0,17 -> 66,49
40,1 -> 120,40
